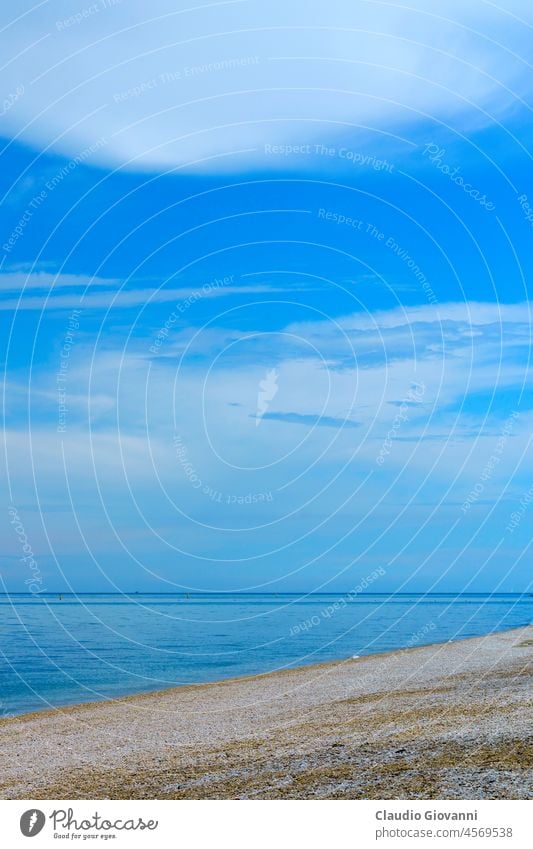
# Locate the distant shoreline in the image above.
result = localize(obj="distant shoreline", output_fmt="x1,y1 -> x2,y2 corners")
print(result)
1,624 -> 531,799
3,617 -> 531,719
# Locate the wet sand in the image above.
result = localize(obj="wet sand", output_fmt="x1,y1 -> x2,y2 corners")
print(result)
1,625 -> 531,799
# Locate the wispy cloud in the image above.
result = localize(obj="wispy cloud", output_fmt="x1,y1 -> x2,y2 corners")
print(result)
1,1 -> 530,171
0,283 -> 294,311
9,300 -> 530,442
290,301 -> 532,334
258,411 -> 360,428
0,272 -> 120,292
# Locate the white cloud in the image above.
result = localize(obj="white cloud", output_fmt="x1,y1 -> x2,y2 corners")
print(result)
290,300 -> 532,332
4,298 -> 531,576
0,271 -> 120,291
0,282 -> 292,310
9,300 -> 530,449
0,1 -> 531,172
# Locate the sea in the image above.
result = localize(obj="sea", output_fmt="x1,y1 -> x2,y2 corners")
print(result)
0,592 -> 531,716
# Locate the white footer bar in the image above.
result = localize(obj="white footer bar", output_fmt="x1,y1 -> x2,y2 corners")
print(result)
1,799 -> 530,848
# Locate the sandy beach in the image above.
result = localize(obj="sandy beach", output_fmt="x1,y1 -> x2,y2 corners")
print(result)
1,625 -> 531,800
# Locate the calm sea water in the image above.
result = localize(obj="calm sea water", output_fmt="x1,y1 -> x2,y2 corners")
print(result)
0,593 -> 531,716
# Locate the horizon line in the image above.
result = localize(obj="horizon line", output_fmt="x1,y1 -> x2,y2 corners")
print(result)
1,591 -> 531,596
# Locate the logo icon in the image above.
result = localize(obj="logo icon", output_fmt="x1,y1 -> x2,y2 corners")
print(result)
256,368 -> 279,426
20,810 -> 46,837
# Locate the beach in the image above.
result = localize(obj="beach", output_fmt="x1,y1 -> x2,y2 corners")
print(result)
1,625 -> 531,800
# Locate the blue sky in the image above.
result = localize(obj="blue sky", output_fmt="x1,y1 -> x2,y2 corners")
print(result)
1,0 -> 532,593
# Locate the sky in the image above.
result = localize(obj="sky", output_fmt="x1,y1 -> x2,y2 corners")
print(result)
1,0 -> 532,594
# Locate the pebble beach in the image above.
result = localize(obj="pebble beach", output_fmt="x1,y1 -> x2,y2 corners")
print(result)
1,625 -> 531,800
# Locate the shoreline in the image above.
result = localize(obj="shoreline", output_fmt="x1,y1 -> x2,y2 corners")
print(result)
4,622 -> 531,722
1,624 -> 531,799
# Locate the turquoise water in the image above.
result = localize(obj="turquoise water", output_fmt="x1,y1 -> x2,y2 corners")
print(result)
0,593 -> 531,716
